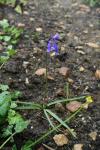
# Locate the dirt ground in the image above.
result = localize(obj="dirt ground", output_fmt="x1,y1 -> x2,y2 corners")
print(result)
0,0 -> 100,149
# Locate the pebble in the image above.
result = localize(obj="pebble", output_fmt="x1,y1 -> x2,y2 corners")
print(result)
73,144 -> 83,150
53,134 -> 68,146
22,61 -> 29,68
25,77 -> 29,84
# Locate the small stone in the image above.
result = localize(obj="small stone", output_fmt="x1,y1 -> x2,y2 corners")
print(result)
53,134 -> 68,146
55,103 -> 65,112
36,27 -> 43,32
23,11 -> 29,15
95,69 -> 100,80
17,23 -> 25,28
66,101 -> 82,112
79,66 -> 85,72
83,30 -> 88,34
22,61 -> 29,68
77,50 -> 85,55
75,46 -> 83,50
25,77 -> 29,84
86,42 -> 99,48
47,75 -> 54,80
89,131 -> 97,141
67,78 -> 74,84
58,67 -> 70,77
35,68 -> 46,76
73,144 -> 83,150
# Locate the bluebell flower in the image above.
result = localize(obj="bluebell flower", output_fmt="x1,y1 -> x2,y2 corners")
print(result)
47,33 -> 60,55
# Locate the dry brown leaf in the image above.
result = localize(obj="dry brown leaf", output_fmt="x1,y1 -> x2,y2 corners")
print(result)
73,144 -> 83,150
58,67 -> 70,77
53,134 -> 68,146
86,42 -> 99,48
95,69 -> 100,80
35,68 -> 46,76
89,132 -> 97,141
66,101 -> 82,112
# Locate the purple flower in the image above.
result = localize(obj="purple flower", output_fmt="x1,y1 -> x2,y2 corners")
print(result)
52,33 -> 60,40
47,33 -> 60,55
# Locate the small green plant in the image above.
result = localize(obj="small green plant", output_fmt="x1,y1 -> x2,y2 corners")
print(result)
0,84 -> 29,149
0,82 -> 93,149
83,0 -> 100,6
0,19 -> 23,66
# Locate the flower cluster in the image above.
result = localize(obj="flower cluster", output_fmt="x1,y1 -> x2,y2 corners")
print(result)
47,33 -> 60,55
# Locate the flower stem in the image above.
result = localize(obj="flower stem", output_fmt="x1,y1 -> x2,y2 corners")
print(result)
45,52 -> 48,98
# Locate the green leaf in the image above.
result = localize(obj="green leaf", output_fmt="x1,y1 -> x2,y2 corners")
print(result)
0,91 -> 11,120
3,35 -> 11,42
47,96 -> 86,106
0,55 -> 9,63
8,109 -> 29,133
45,109 -> 76,138
2,125 -> 13,137
0,84 -> 9,91
11,91 -> 22,99
15,120 -> 29,133
6,49 -> 16,57
44,109 -> 55,128
12,144 -> 18,150
21,140 -> 33,150
15,5 -> 23,14
0,19 -> 9,28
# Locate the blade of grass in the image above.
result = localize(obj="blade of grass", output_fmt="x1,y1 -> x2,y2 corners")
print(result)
45,109 -> 76,138
44,109 -> 55,129
15,106 -> 42,110
25,107 -> 82,149
47,96 -> 86,106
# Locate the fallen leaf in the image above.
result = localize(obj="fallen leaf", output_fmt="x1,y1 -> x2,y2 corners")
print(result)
86,42 -> 99,48
66,101 -> 82,112
58,67 -> 70,77
89,131 -> 97,141
53,134 -> 68,146
35,68 -> 46,76
73,144 -> 83,150
95,69 -> 100,80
